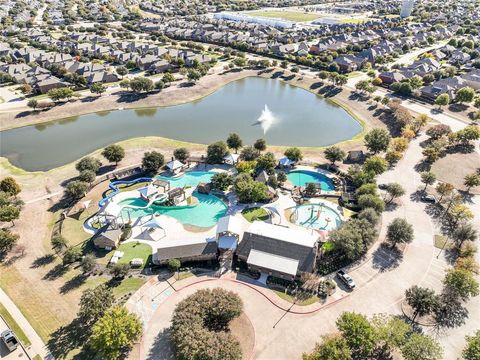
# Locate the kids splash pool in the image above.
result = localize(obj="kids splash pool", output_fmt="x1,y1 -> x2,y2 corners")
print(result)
287,170 -> 336,191
290,203 -> 342,231
118,192 -> 227,228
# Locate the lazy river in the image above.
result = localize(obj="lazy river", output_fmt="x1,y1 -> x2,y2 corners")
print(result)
0,77 -> 362,171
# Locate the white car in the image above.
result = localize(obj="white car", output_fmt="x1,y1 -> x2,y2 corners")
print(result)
337,270 -> 356,289
1,329 -> 19,352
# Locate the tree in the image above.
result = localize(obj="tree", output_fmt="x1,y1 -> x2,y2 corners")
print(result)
0,205 -> 20,226
78,284 -> 114,324
371,315 -> 411,353
142,151 -> 164,173
451,223 -> 477,248
0,228 -> 19,255
422,146 -> 441,163
65,180 -> 88,199
27,98 -> 38,111
386,218 -> 414,248
463,330 -> 480,360
75,157 -> 102,173
385,183 -> 405,204
253,138 -> 267,152
455,87 -> 475,104
336,312 -> 377,358
284,147 -> 303,162
436,182 -> 454,202
163,72 -> 175,83
79,170 -> 96,184
47,87 -> 74,102
173,148 -> 190,162
207,141 -> 229,164
129,77 -> 153,93
90,306 -> 142,360
119,79 -> 130,90
401,333 -> 443,360
116,66 -> 128,78
464,174 -> 480,192
187,69 -> 201,83
303,335 -> 351,360
443,268 -> 480,301
324,146 -> 346,165
90,82 -> 106,96
358,194 -> 385,213
167,258 -> 181,272
240,146 -> 260,161
102,145 -> 125,165
364,128 -> 391,154
110,263 -> 130,278
81,254 -> 96,273
421,171 -> 436,191
435,93 -> 450,109
363,156 -> 388,175
234,174 -> 269,203
171,289 -> 243,360
405,286 -> 438,322
51,234 -> 67,250
385,150 -> 402,165
211,172 -> 233,191
256,152 -> 276,171
63,246 -> 82,265
226,133 -> 243,153
0,177 -> 21,197
277,171 -> 287,185
448,204 -> 474,228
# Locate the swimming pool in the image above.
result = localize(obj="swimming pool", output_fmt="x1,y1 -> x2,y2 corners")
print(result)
290,203 -> 342,231
118,191 -> 227,228
287,170 -> 335,191
156,171 -> 215,188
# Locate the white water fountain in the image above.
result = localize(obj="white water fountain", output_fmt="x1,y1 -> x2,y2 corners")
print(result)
256,104 -> 277,135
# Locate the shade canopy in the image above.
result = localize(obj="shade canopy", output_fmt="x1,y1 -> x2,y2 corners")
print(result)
247,249 -> 299,276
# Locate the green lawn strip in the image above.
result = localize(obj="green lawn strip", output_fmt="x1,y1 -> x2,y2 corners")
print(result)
242,207 -> 270,222
174,270 -> 194,281
434,234 -> 454,250
98,242 -> 153,268
272,290 -> 319,306
0,302 -> 31,347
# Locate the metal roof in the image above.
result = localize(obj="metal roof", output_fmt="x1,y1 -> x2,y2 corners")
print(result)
247,249 -> 299,276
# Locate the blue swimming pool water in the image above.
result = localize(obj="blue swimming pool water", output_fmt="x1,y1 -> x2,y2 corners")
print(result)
291,203 -> 342,231
118,191 -> 227,228
156,171 -> 215,188
287,170 -> 335,190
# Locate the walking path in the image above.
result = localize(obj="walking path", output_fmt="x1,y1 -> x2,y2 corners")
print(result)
0,288 -> 52,359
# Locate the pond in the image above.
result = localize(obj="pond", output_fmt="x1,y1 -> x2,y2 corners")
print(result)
0,77 -> 362,171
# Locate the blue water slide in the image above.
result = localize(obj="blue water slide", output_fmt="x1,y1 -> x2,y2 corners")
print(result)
98,177 -> 154,207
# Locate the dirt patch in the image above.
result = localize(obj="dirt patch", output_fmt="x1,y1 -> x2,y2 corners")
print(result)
431,151 -> 480,194
229,312 -> 255,360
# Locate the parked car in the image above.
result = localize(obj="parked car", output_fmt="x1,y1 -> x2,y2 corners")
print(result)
421,194 -> 436,203
378,183 -> 388,190
1,329 -> 19,352
337,270 -> 356,289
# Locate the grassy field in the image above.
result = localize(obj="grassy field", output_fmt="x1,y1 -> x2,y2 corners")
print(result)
0,302 -> 31,347
242,207 -> 270,222
434,234 -> 454,250
273,290 -> 319,306
339,17 -> 371,24
247,10 -> 319,22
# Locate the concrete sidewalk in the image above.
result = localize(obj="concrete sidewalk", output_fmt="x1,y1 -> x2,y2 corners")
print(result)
0,288 -> 52,359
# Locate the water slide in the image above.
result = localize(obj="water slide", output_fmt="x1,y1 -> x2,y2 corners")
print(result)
98,177 -> 155,207
122,193 -> 169,212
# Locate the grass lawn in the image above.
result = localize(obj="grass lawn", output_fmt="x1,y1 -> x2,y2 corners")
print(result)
339,17 -> 370,24
247,10 -> 319,22
322,241 -> 335,252
99,242 -> 153,268
111,277 -> 147,298
347,71 -> 363,78
434,234 -> 454,250
0,302 -> 31,347
242,207 -> 270,222
273,290 -> 319,306
174,270 -> 194,281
